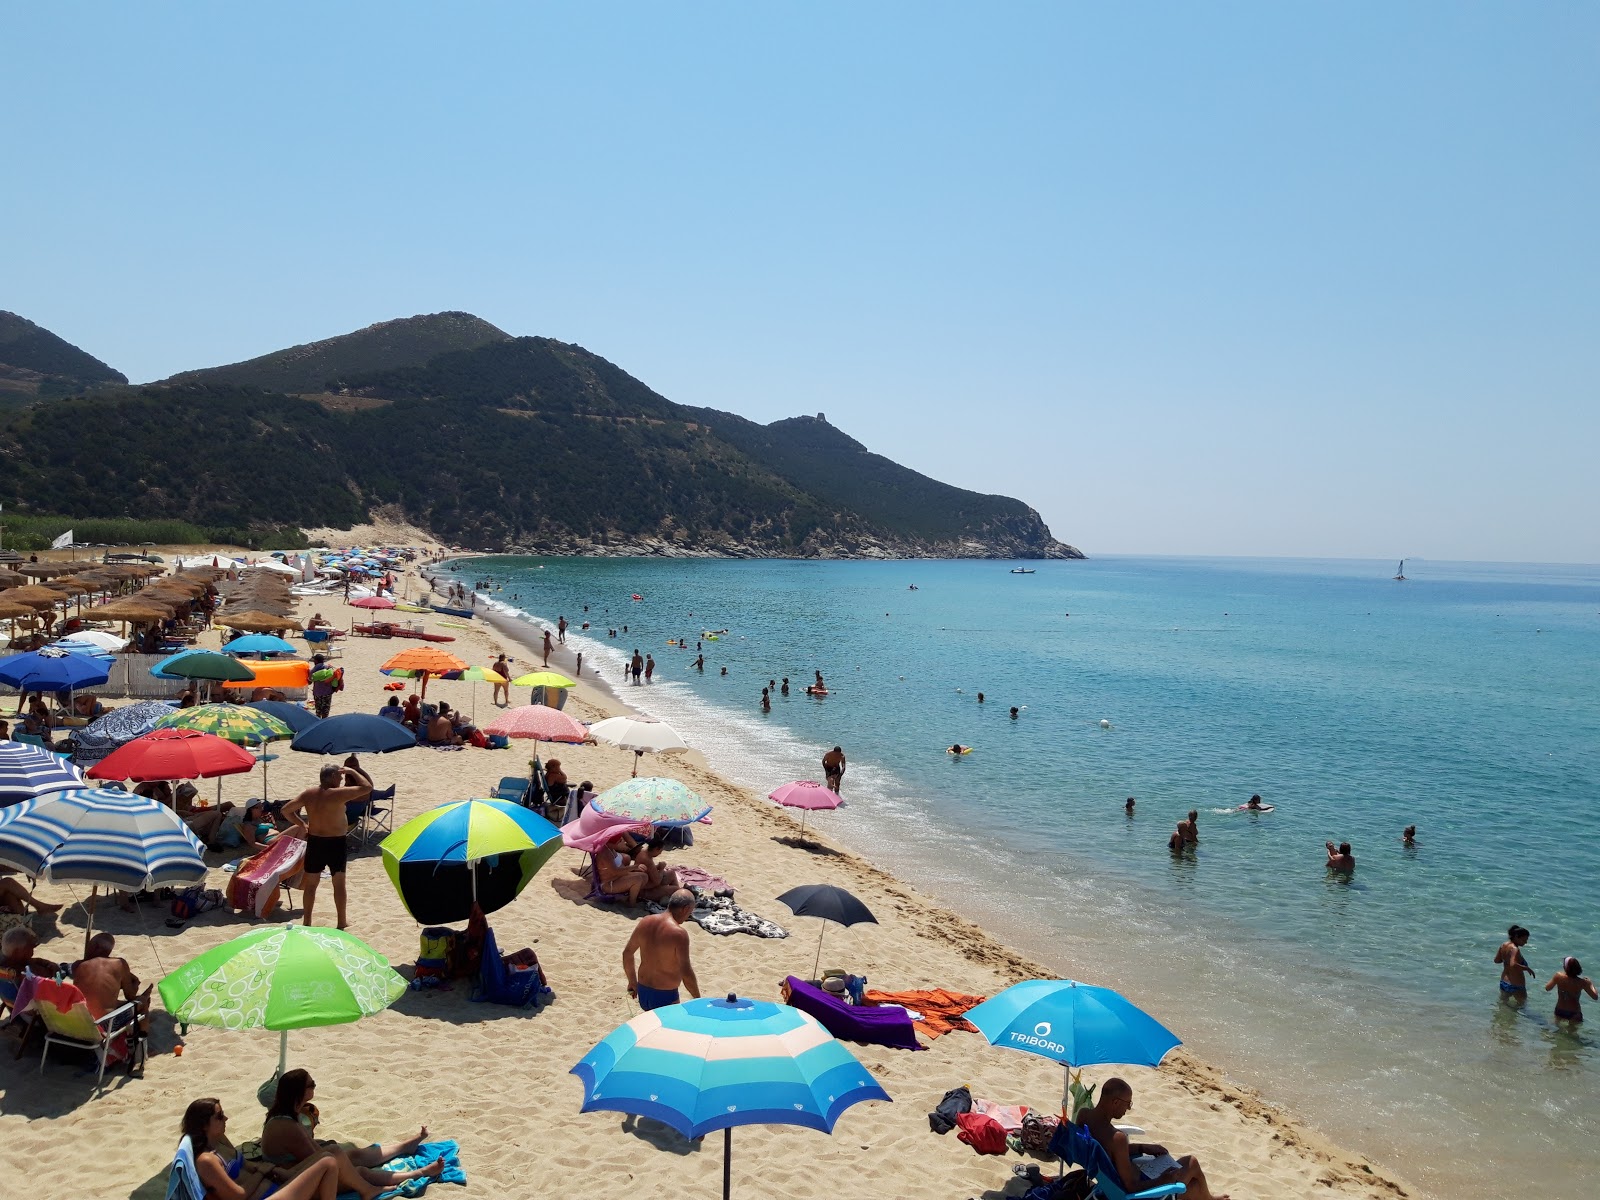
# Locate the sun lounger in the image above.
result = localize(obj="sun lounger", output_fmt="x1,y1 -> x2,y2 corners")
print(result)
782,975 -> 922,1051
27,977 -> 142,1088
226,837 -> 305,918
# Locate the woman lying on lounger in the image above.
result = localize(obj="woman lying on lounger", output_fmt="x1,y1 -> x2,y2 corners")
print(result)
259,1070 -> 441,1200
182,1096 -> 339,1200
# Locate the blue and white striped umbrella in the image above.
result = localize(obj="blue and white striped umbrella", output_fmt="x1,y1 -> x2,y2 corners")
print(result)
572,993 -> 889,1138
0,786 -> 206,891
0,742 -> 89,809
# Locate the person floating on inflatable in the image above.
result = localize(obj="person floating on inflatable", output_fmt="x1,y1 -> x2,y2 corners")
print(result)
947,743 -> 970,756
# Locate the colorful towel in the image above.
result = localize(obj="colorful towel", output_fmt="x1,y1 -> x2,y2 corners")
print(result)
972,1098 -> 1029,1132
861,987 -> 986,1038
674,867 -> 731,893
376,1140 -> 465,1194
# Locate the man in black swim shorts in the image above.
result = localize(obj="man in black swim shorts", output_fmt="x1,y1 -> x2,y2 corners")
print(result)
281,765 -> 371,930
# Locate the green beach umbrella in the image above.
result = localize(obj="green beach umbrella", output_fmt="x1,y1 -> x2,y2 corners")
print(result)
381,798 -> 564,924
154,703 -> 295,801
157,923 -> 407,1081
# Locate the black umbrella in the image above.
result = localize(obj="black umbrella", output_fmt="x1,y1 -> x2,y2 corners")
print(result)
776,884 -> 877,981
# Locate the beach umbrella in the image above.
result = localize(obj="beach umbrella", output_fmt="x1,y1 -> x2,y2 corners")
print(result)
0,742 -> 89,809
508,670 -> 575,707
156,703 -> 293,746
215,610 -> 302,633
71,699 -> 180,765
156,923 -> 407,1082
767,781 -> 843,843
571,993 -> 890,1200
244,700 -> 321,734
588,714 -> 688,777
482,704 -> 588,746
54,629 -> 128,652
290,712 -> 414,756
776,885 -> 877,982
350,596 -> 396,610
591,777 -> 710,827
0,646 -> 111,692
380,799 -> 563,924
221,633 -> 298,656
152,650 -> 257,683
380,646 -> 466,674
86,727 -> 257,783
391,664 -> 506,721
0,786 -> 206,940
560,803 -> 653,853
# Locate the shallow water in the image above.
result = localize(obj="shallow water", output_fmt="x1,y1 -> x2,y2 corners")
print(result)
452,554 -> 1600,1194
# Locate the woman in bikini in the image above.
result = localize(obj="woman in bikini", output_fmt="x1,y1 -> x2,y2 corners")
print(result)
182,1097 -> 339,1200
259,1070 -> 441,1200
1494,925 -> 1535,1000
1545,957 -> 1598,1025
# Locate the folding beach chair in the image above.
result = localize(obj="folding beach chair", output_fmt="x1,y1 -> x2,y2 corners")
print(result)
166,1136 -> 204,1200
1051,1120 -> 1186,1200
27,977 -> 143,1088
494,776 -> 531,804
346,784 -> 396,846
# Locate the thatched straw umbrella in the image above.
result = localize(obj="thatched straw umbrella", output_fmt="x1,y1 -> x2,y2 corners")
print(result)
216,609 -> 303,633
3,586 -> 68,610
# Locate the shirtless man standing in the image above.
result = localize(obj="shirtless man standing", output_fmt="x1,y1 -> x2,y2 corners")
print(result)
282,766 -> 370,929
622,890 -> 700,1011
822,746 -> 846,795
73,933 -> 152,1027
1325,840 -> 1356,873
1081,1077 -> 1229,1200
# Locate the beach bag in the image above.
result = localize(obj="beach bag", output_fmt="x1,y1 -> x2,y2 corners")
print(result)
955,1111 -> 1009,1155
1020,1112 -> 1059,1156
169,887 -> 225,922
486,734 -> 510,750
416,928 -> 456,984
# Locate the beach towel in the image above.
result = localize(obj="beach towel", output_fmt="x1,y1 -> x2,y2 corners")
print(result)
378,1139 -> 465,1191
955,1111 -> 1009,1155
863,987 -> 986,1038
227,837 -> 305,918
643,892 -> 787,937
673,867 -> 731,893
973,1098 -> 1030,1132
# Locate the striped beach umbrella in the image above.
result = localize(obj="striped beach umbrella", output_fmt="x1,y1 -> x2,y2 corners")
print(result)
381,799 -> 563,923
0,742 -> 88,809
158,923 -> 407,1080
591,777 -> 710,827
155,703 -> 293,746
572,994 -> 890,1199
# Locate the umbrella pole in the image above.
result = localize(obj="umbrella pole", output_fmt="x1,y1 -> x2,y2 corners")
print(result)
632,750 -> 641,778
723,1127 -> 732,1200
798,809 -> 809,841
86,886 -> 98,946
811,921 -> 826,983
278,1029 -> 288,1080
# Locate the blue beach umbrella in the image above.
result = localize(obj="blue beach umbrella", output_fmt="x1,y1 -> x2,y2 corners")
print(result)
290,713 -> 415,757
71,699 -> 180,766
0,646 -> 111,692
0,742 -> 88,809
245,700 -> 321,734
222,633 -> 298,657
964,979 -> 1180,1071
572,993 -> 890,1200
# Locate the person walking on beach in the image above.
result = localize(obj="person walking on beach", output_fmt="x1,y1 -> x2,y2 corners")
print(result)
491,654 -> 510,705
575,652 -> 583,678
644,654 -> 655,683
1325,840 -> 1356,873
622,890 -> 700,1011
310,655 -> 339,720
282,765 -> 371,930
1496,926 -> 1535,998
557,615 -> 568,644
823,745 -> 846,794
631,650 -> 644,685
1080,1078 -> 1230,1200
1546,957 -> 1597,1024
542,629 -> 553,667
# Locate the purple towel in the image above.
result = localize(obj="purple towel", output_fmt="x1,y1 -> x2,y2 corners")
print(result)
783,975 -> 922,1051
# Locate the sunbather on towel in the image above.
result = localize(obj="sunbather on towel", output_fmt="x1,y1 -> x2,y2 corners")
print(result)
183,1097 -> 340,1200
1081,1078 -> 1230,1200
260,1069 -> 442,1200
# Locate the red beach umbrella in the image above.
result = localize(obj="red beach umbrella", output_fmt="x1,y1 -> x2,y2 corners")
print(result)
87,727 -> 259,782
351,596 -> 397,610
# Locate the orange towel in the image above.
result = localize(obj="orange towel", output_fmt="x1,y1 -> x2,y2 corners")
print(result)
862,987 -> 986,1038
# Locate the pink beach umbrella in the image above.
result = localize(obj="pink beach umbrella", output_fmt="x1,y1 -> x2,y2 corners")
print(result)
350,596 -> 396,610
561,803 -> 653,854
483,704 -> 589,744
768,780 -> 843,842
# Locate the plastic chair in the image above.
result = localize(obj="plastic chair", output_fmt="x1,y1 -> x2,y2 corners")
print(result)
27,977 -> 143,1088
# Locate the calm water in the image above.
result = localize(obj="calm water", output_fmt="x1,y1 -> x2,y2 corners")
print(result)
452,555 -> 1600,1193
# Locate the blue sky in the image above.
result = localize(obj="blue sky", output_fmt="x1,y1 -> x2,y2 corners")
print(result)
4,4 -> 1595,561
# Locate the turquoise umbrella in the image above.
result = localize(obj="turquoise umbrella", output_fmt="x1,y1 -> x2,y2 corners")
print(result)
590,777 -> 710,827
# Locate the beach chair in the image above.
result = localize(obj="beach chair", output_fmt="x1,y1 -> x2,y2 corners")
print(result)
346,784 -> 395,846
494,776 -> 531,804
781,975 -> 922,1050
472,923 -> 549,1008
1051,1120 -> 1186,1200
166,1135 -> 205,1200
226,837 -> 305,918
27,977 -> 142,1088
13,732 -> 48,749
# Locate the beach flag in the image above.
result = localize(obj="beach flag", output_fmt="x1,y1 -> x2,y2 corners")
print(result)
51,530 -> 73,549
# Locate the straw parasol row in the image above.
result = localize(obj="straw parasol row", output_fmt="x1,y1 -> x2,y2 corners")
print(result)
215,609 -> 302,633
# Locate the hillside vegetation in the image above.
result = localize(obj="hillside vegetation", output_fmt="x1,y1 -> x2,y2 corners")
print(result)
0,313 -> 1081,559
0,311 -> 127,410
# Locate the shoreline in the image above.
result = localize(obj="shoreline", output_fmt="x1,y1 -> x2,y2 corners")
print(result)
434,558 -> 1420,1199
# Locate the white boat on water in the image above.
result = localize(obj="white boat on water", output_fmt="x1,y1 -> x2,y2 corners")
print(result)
1010,567 -> 1036,574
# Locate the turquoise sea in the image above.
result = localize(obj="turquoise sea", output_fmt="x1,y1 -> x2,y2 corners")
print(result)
452,554 -> 1600,1195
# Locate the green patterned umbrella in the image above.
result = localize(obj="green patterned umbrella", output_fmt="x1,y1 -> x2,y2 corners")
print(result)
157,923 -> 406,1079
155,703 -> 292,746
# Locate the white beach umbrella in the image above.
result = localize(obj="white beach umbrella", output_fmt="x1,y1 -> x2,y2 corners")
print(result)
588,715 -> 689,777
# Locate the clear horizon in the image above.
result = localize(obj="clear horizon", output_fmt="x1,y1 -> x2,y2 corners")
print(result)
3,4 -> 1595,563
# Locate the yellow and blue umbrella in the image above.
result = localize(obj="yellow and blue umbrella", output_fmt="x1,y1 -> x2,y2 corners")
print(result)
572,994 -> 890,1199
380,798 -> 563,924
155,703 -> 293,746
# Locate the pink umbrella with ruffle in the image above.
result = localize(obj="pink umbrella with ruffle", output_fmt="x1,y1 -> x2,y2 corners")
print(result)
767,780 -> 842,843
482,704 -> 589,743
561,803 -> 653,853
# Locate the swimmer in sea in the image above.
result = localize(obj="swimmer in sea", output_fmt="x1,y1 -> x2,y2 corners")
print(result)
1179,810 -> 1199,845
761,687 -> 770,713
1009,706 -> 1019,720
976,691 -> 984,703
1325,840 -> 1355,873
1402,824 -> 1418,847
1546,957 -> 1597,1024
814,670 -> 825,691
1495,925 -> 1534,999
948,743 -> 966,756
1168,823 -> 1187,853
1245,794 -> 1264,811
719,666 -> 727,676
780,677 -> 789,696
694,655 -> 704,671
1125,797 -> 1136,815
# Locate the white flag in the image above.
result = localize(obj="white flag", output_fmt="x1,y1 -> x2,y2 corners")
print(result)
51,530 -> 73,549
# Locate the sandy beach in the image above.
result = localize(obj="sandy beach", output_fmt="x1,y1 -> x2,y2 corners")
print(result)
0,559 -> 1417,1200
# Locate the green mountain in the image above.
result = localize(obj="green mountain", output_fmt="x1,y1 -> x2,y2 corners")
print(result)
0,316 -> 1082,559
159,311 -> 510,394
0,311 -> 127,410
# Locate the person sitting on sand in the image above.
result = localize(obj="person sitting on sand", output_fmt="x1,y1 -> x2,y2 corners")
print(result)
1546,957 -> 1597,1024
175,782 -> 230,847
73,932 -> 153,1029
379,696 -> 404,723
0,873 -> 63,916
71,693 -> 106,720
1496,925 -> 1535,997
259,1069 -> 441,1200
611,832 -> 682,899
182,1097 -> 341,1200
401,693 -> 421,731
177,683 -> 199,708
622,890 -> 701,1011
426,705 -> 461,746
594,840 -> 651,905
1080,1077 -> 1230,1200
1325,840 -> 1355,872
